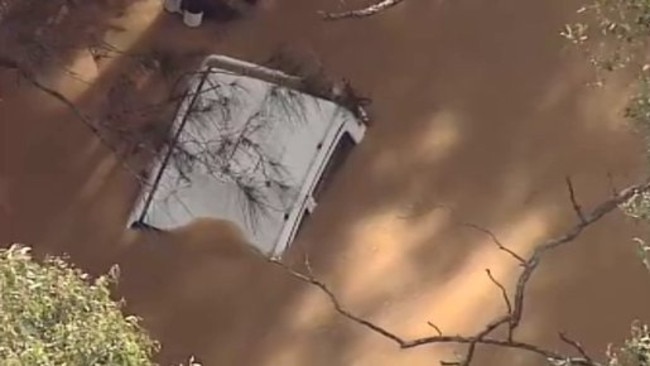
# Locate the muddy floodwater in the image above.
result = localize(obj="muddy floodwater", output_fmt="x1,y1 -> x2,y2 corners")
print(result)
2,0 -> 650,364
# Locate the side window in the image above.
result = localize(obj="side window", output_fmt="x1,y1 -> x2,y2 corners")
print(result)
293,131 -> 356,241
312,131 -> 356,201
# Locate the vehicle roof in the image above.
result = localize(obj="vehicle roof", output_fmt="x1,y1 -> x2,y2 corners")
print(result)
130,59 -> 358,254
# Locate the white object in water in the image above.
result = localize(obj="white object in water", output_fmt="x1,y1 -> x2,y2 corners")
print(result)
163,0 -> 182,13
129,55 -> 368,258
183,10 -> 204,27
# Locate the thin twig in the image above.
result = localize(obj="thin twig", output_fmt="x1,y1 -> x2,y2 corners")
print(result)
485,269 -> 512,317
566,176 -> 586,223
427,321 -> 443,336
319,0 -> 406,20
462,222 -> 526,264
559,332 -> 595,364
403,203 -> 526,264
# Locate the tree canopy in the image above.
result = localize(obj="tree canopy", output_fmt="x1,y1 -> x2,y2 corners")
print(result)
0,244 -> 158,365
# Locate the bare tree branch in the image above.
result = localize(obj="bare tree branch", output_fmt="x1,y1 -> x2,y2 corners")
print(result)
461,222 -> 527,265
508,178 -> 650,335
269,258 -> 405,345
268,257 -> 596,365
566,176 -> 586,223
559,332 -> 595,364
485,269 -> 512,319
319,0 -> 406,21
400,202 -> 527,265
0,54 -> 151,184
427,321 -> 443,336
270,177 -> 650,365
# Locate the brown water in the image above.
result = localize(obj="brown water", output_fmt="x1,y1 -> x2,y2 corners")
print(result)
2,0 -> 650,364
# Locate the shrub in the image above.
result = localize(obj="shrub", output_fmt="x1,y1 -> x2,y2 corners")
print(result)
0,244 -> 158,365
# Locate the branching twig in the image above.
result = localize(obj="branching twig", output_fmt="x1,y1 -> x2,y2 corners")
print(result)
560,332 -> 594,364
270,177 -> 650,365
508,178 -> 650,334
319,0 -> 406,20
401,202 -> 527,265
268,257 -> 595,365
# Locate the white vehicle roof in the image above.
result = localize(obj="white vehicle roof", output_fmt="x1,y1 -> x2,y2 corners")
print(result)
130,55 -> 365,255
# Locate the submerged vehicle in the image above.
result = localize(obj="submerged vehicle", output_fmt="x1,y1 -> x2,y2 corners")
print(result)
129,55 -> 368,257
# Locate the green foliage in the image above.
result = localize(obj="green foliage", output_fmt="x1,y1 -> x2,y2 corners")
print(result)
565,0 -> 650,219
563,0 -> 650,160
620,75 -> 650,219
624,76 -> 650,169
620,189 -> 650,221
0,244 -> 159,365
634,237 -> 650,272
607,322 -> 650,366
562,0 -> 650,76
563,2 -> 650,366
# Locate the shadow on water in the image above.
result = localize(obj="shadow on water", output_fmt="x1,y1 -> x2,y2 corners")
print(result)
116,0 -> 650,365
3,0 -> 650,364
